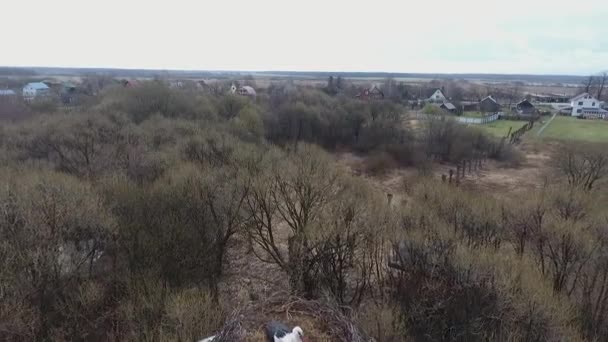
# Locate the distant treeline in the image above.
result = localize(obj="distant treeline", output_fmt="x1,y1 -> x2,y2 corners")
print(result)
0,67 -> 38,76
0,66 -> 588,84
254,71 -> 588,84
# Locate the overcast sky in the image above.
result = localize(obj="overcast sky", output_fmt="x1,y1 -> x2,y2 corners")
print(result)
3,0 -> 607,75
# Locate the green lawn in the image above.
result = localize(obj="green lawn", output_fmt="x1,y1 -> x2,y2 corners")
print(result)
462,111 -> 486,118
534,116 -> 608,142
474,120 -> 527,137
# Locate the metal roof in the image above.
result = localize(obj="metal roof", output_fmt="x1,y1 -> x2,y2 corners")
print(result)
441,102 -> 456,110
0,89 -> 16,95
570,92 -> 595,102
24,82 -> 49,90
239,86 -> 256,96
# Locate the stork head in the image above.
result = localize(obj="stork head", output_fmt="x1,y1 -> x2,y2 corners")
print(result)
292,326 -> 305,341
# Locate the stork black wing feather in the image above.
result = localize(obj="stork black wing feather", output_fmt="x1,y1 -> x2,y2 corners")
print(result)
265,321 -> 290,341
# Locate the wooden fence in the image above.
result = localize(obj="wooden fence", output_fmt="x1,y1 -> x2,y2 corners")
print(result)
439,154 -> 488,186
507,120 -> 535,144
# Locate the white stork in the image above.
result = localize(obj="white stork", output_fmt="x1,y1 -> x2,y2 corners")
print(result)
198,321 -> 305,342
265,321 -> 306,342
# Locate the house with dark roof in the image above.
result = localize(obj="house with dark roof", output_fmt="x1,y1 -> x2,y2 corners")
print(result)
515,99 -> 536,114
121,79 -> 140,88
356,84 -> 384,100
439,102 -> 456,113
479,96 -> 500,113
569,92 -> 607,118
22,82 -> 50,100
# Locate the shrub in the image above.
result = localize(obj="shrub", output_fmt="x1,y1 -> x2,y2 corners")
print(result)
553,142 -> 608,191
491,142 -> 525,167
0,168 -> 114,341
28,97 -> 58,113
356,302 -> 405,341
422,103 -> 442,115
364,151 -> 398,176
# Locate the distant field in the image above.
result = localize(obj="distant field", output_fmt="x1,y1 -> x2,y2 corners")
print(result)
474,120 -> 527,137
533,116 -> 608,142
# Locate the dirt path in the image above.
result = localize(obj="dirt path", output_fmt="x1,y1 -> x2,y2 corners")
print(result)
536,113 -> 557,136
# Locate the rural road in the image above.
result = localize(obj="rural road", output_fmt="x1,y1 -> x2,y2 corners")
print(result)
536,113 -> 557,136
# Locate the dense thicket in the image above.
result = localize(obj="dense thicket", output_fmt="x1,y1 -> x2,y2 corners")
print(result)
1,81 -> 607,341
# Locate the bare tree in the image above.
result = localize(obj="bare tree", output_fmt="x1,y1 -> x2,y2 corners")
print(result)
597,72 -> 607,100
554,143 -> 608,191
583,75 -> 597,93
245,145 -> 340,296
506,84 -> 523,109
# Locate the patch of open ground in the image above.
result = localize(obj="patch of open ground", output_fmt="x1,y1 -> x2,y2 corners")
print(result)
336,141 -> 555,201
334,152 -> 417,205
458,149 -> 551,195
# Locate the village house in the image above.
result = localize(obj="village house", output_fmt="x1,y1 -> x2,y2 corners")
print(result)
168,80 -> 184,89
238,85 -> 257,98
479,95 -> 500,113
514,99 -> 536,114
439,102 -> 456,113
121,79 -> 140,88
426,88 -> 447,103
22,82 -> 50,100
528,93 -> 569,103
356,84 -> 384,100
0,89 -> 17,97
569,92 -> 608,118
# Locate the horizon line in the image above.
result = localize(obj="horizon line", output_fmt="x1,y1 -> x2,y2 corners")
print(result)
0,65 -> 591,78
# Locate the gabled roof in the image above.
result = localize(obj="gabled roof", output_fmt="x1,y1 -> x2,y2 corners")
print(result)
516,99 -> 534,107
369,84 -> 383,94
426,88 -> 444,98
441,102 -> 456,110
24,82 -> 49,90
480,95 -> 498,104
570,92 -> 596,102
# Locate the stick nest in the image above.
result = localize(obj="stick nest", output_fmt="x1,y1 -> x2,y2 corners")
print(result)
213,293 -> 371,341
